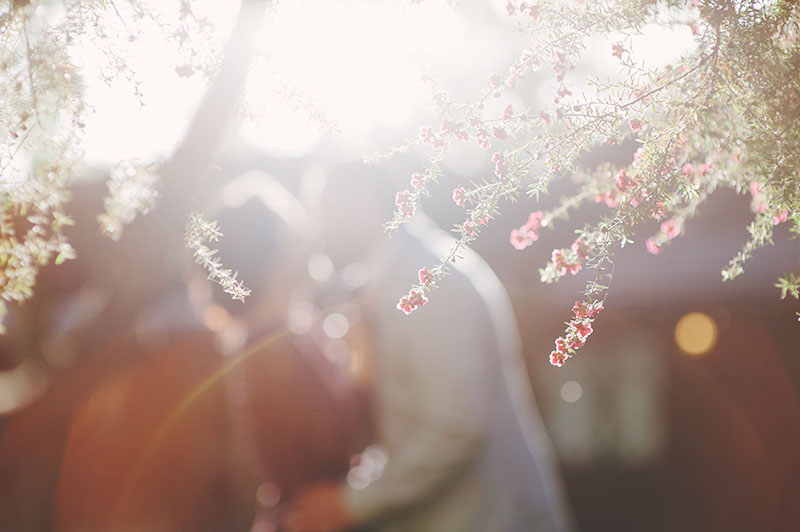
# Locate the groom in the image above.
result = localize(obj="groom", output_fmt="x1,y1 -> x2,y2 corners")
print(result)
281,173 -> 575,532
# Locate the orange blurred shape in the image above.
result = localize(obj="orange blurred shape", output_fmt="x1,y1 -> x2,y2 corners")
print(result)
52,333 -> 245,532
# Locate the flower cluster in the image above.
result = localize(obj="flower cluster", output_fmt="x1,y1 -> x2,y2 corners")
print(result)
396,288 -> 428,315
509,211 -> 543,251
0,0 -> 234,333
539,241 -> 586,283
381,0 -> 800,366
97,162 -> 160,241
185,212 -> 251,302
550,300 -> 603,367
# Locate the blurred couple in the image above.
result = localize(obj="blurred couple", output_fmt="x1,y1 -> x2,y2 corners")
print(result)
3,169 -> 574,532
236,170 -> 575,532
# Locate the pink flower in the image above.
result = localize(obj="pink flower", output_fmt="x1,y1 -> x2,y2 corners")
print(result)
410,173 -> 424,190
524,210 -> 544,232
552,249 -> 581,276
419,126 -> 445,149
397,288 -> 428,315
596,190 -> 619,208
632,146 -> 644,168
505,0 -> 515,16
476,131 -> 491,150
489,74 -> 503,87
571,238 -> 590,259
492,151 -> 507,177
573,300 -> 604,320
418,267 -> 433,286
772,209 -> 789,225
629,118 -> 643,131
510,211 -> 544,250
549,350 -> 566,367
689,23 -> 698,36
681,163 -> 694,177
503,103 -> 514,120
505,67 -> 522,87
749,181 -> 761,197
509,229 -> 531,250
566,333 -> 585,350
492,126 -> 507,139
572,320 -> 593,339
474,213 -> 489,225
395,191 -> 415,218
539,111 -> 551,126
661,219 -> 680,239
615,168 -> 635,192
700,162 -> 712,176
554,336 -> 567,354
396,296 -> 415,315
452,187 -> 467,207
408,289 -> 427,307
463,221 -> 477,237
612,42 -> 625,59
646,237 -> 661,255
648,202 -> 665,220
419,126 -> 434,142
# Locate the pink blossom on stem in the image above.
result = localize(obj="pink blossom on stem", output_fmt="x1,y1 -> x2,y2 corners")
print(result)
572,320 -> 593,339
571,238 -> 590,259
554,336 -> 567,354
566,334 -> 585,350
539,111 -> 551,126
572,300 -> 603,320
661,218 -> 680,239
410,173 -> 424,190
396,288 -> 428,315
503,103 -> 514,120
463,221 -> 477,237
476,131 -> 491,150
505,67 -> 522,87
646,237 -> 661,254
612,42 -> 625,59
492,151 -> 507,177
418,267 -> 433,286
596,190 -> 619,208
629,118 -> 643,131
452,187 -> 467,207
509,211 -> 543,251
549,350 -> 566,367
524,210 -> 544,232
632,146 -> 644,168
395,191 -> 415,218
551,248 -> 581,276
772,209 -> 789,225
615,168 -> 635,192
509,229 -> 530,250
